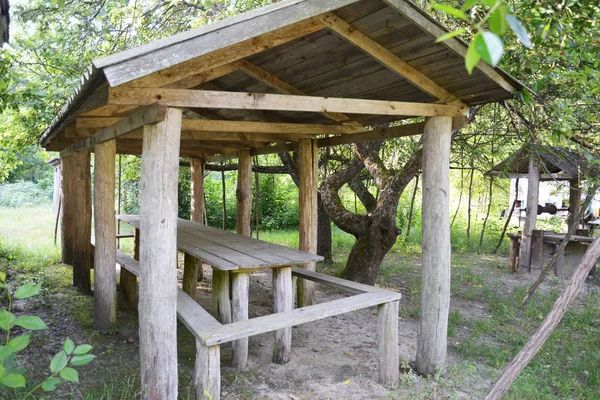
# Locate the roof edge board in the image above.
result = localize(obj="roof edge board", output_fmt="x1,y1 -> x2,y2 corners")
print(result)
100,0 -> 363,87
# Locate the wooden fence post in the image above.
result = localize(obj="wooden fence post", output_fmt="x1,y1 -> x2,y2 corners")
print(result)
519,155 -> 540,273
298,138 -> 318,307
72,149 -> 92,290
416,116 -> 452,376
93,140 -> 117,330
60,155 -> 75,266
138,107 -> 182,399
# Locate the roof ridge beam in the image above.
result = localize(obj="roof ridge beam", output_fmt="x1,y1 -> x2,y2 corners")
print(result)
318,12 -> 462,105
108,88 -> 468,117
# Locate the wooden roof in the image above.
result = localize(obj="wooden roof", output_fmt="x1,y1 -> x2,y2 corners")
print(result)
40,0 -> 525,160
1,0 -> 8,44
486,145 -> 600,181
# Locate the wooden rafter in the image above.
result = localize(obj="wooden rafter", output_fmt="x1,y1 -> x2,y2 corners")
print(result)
108,88 -> 468,117
318,12 -> 461,104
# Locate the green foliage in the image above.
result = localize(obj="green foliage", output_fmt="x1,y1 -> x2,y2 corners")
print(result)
0,181 -> 52,208
0,273 -> 95,397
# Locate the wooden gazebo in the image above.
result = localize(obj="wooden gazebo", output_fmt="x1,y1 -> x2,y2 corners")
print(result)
40,0 -> 523,398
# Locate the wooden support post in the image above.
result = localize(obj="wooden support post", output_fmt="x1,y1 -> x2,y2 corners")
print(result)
519,155 -> 540,274
530,230 -> 544,277
183,254 -> 198,300
60,155 -> 75,265
138,107 -> 182,399
193,341 -> 220,400
298,139 -> 318,307
119,228 -> 138,311
236,149 -> 252,236
416,116 -> 452,376
231,271 -> 250,369
568,178 -> 581,230
378,300 -> 399,387
191,157 -> 205,282
72,149 -> 92,290
93,140 -> 117,330
272,266 -> 292,364
212,269 -> 232,324
509,237 -> 519,274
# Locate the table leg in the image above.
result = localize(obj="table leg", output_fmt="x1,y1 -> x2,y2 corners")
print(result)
212,269 -> 231,324
231,271 -> 249,369
272,266 -> 292,364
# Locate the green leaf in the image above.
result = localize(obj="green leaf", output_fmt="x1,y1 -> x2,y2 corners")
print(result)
59,367 -> 79,383
460,0 -> 478,11
73,344 -> 93,355
13,282 -> 42,299
70,354 -> 96,366
14,316 -> 48,330
489,4 -> 509,36
506,14 -> 532,48
0,282 -> 5,289
435,28 -> 466,43
0,363 -> 5,379
431,4 -> 468,20
0,346 -> 12,361
0,310 -> 16,331
42,376 -> 61,392
8,335 -> 30,353
474,31 -> 504,66
465,40 -> 481,74
2,373 -> 26,388
50,351 -> 68,373
63,338 -> 75,355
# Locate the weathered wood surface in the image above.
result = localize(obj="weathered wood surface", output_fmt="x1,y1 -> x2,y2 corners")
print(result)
205,291 -> 402,346
508,237 -> 519,274
118,227 -> 138,311
60,155 -> 75,265
378,300 -> 399,387
272,266 -> 293,364
529,230 -> 544,276
117,215 -> 323,271
519,156 -> 540,273
236,149 -> 253,237
189,157 -> 205,284
298,138 -> 318,307
194,342 -> 220,400
138,107 -> 181,399
416,116 -> 452,376
108,87 -> 468,117
231,272 -> 250,369
93,140 -> 117,330
212,269 -> 232,324
72,149 -> 92,290
183,253 -> 198,300
291,266 -> 390,295
568,178 -> 581,229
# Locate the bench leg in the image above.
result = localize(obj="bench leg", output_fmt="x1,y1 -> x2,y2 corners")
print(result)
378,300 -> 399,387
272,266 -> 292,364
231,271 -> 249,369
193,340 -> 220,400
183,253 -> 198,300
212,269 -> 231,324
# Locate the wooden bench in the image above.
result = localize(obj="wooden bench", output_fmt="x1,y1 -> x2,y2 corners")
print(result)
116,216 -> 402,399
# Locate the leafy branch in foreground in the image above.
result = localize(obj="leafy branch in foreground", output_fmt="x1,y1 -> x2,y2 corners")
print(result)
432,0 -> 533,73
0,273 -> 96,398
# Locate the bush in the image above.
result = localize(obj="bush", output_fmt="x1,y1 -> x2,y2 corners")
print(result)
0,182 -> 53,208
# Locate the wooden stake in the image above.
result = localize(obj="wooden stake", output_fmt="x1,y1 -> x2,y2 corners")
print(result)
231,271 -> 250,369
298,139 -> 318,307
272,267 -> 292,364
193,341 -> 220,400
72,149 -> 92,290
138,107 -> 182,399
93,140 -> 117,330
519,155 -> 540,273
378,300 -> 399,387
416,116 -> 452,376
60,155 -> 75,265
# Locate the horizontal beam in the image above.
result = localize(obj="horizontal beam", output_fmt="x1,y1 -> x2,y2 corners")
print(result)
488,172 -> 575,181
205,291 -> 401,346
108,88 -> 468,117
60,102 -> 167,158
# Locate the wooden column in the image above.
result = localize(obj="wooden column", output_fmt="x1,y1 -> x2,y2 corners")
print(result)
60,155 -> 75,265
93,140 -> 117,330
193,341 -> 220,400
568,177 -> 581,230
212,269 -> 231,324
378,300 -> 399,387
72,149 -> 92,290
272,266 -> 293,364
416,116 -> 452,376
519,155 -> 540,274
138,107 -> 182,399
184,158 -> 205,299
231,149 -> 252,369
297,139 -> 318,307
119,228 -> 138,311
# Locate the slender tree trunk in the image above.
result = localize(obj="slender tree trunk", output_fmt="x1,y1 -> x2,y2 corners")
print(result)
405,175 -> 419,238
450,168 -> 464,229
466,167 -> 474,240
479,177 -> 494,249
